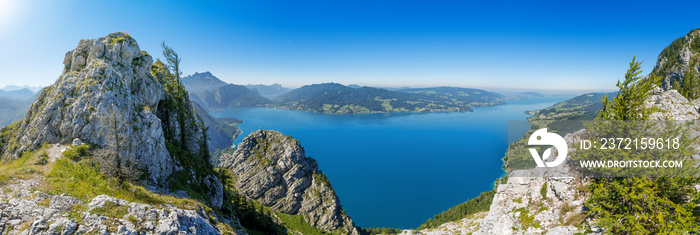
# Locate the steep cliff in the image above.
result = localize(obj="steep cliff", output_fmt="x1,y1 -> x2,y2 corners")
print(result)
0,32 -> 222,207
651,28 -> 700,90
192,101 -> 241,152
220,130 -> 359,234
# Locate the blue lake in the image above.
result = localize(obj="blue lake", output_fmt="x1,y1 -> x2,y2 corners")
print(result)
211,96 -> 570,229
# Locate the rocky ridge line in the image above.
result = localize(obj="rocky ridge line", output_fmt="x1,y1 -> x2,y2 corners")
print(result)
220,129 -> 359,235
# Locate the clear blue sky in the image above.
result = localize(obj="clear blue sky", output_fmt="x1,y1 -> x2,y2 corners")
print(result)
1,0 -> 699,90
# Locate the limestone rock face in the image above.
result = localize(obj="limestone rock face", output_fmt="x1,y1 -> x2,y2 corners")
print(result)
652,29 -> 700,90
220,130 -> 358,235
646,86 -> 700,120
1,32 -> 171,184
0,192 -> 243,235
0,32 -> 224,208
474,130 -> 592,235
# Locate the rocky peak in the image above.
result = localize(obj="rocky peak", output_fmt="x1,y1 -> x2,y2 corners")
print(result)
0,32 -> 223,208
2,32 -> 163,161
181,71 -> 228,95
651,28 -> 700,90
220,130 -> 359,234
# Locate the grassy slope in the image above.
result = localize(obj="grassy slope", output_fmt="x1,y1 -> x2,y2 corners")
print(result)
0,144 -> 337,234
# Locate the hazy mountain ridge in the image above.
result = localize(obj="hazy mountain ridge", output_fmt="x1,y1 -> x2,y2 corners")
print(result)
398,86 -> 505,103
182,77 -> 506,115
244,83 -> 290,96
1,85 -> 44,93
273,83 -> 504,114
0,97 -> 31,127
181,71 -> 229,94
193,84 -> 272,109
0,88 -> 36,101
181,72 -> 273,110
0,88 -> 40,128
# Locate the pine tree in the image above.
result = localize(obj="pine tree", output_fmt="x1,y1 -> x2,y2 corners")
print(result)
586,56 -> 700,233
598,56 -> 660,120
679,68 -> 697,100
95,104 -> 141,184
161,42 -> 182,82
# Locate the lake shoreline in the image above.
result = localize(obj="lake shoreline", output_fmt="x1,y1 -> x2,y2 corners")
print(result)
211,96 -> 571,228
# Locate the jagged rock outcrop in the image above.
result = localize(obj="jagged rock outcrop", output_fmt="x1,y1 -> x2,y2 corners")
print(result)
652,28 -> 700,90
0,191 -> 242,235
220,130 -> 359,235
475,172 -> 587,234
1,32 -> 171,181
645,86 -> 700,120
0,32 -> 223,208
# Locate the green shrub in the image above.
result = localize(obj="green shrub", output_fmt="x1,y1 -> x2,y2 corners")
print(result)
418,189 -> 496,229
34,152 -> 48,165
90,201 -> 129,218
540,182 -> 547,198
513,207 -> 540,229
359,227 -> 402,235
62,144 -> 91,162
276,212 -> 331,235
109,36 -> 127,45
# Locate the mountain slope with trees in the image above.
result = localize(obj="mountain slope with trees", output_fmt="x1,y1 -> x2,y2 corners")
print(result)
181,71 -> 229,95
273,83 -> 505,114
181,71 -> 272,110
245,83 -> 290,96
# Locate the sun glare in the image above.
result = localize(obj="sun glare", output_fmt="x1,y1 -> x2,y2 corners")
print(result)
0,0 -> 23,32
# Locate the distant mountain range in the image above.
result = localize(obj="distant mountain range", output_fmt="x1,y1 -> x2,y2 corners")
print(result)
180,72 -> 511,114
181,71 -> 228,95
1,85 -> 44,93
347,84 -> 412,91
273,83 -> 506,114
0,88 -> 37,101
398,86 -> 505,103
518,91 -> 544,97
0,98 -> 32,127
0,88 -> 40,127
244,83 -> 291,96
181,72 -> 273,110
